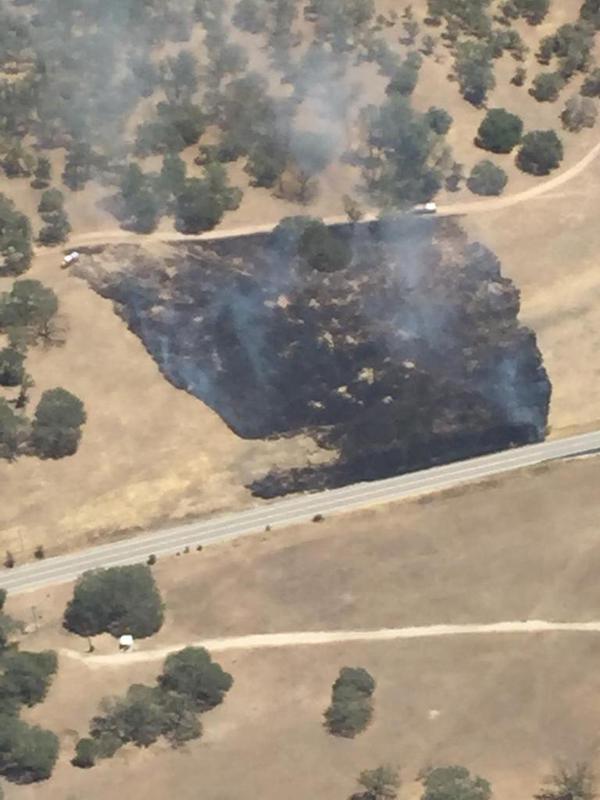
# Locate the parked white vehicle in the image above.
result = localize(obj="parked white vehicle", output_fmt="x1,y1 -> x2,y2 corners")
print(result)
412,202 -> 437,214
61,251 -> 80,268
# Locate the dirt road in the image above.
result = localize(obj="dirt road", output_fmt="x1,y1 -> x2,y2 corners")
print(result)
61,619 -> 600,667
44,136 -> 600,254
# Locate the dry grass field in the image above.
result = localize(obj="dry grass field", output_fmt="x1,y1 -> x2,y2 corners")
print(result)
1,0 -> 599,557
2,454 -> 600,800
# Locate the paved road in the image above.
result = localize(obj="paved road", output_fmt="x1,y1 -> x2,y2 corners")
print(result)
63,619 -> 600,666
2,430 -> 600,595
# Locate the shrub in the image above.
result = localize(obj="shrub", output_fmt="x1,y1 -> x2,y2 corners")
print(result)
324,666 -> 376,737
516,130 -> 563,175
31,388 -> 86,459
514,0 -> 549,24
476,108 -> 523,153
37,189 -> 64,215
467,160 -> 508,195
63,564 -> 164,638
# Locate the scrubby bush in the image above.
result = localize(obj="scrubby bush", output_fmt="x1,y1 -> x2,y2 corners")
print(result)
31,388 -> 86,459
324,666 -> 376,737
516,130 -> 563,175
64,564 -> 164,639
476,108 -> 523,152
467,160 -> 508,195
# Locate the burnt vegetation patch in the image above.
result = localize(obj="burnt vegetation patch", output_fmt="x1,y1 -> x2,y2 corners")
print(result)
79,217 -> 551,495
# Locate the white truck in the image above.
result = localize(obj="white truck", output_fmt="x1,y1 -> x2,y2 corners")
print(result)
61,251 -> 80,269
412,202 -> 437,214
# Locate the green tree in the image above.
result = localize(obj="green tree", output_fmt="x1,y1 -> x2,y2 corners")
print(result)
467,161 -> 507,195
514,0 -> 549,24
0,714 -> 59,783
245,138 -> 288,188
158,647 -> 233,711
37,189 -> 64,215
581,67 -> 600,96
0,650 -> 57,711
476,108 -> 523,153
92,684 -> 168,748
516,130 -> 563,175
363,96 -> 444,207
159,152 -> 187,200
62,141 -> 94,191
203,161 -> 242,212
38,209 -> 71,245
561,95 -> 597,131
530,72 -> 565,102
387,53 -> 422,96
325,666 -> 375,737
511,66 -> 527,86
581,0 -> 600,28
31,388 -> 86,459
233,0 -> 268,32
0,399 -> 21,461
0,280 -> 58,343
299,220 -> 352,273
534,763 -> 596,800
159,51 -> 198,103
454,41 -> 495,107
174,177 -> 223,234
357,765 -> 401,800
0,194 -> 32,277
31,157 -> 52,189
426,107 -> 453,135
72,737 -> 97,768
420,765 -> 492,800
63,564 -> 164,639
0,348 -> 25,387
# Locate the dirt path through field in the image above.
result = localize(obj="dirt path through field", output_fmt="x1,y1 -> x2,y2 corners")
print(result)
60,619 -> 600,667
42,136 -> 600,254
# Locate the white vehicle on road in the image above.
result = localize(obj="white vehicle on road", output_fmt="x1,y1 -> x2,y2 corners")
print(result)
412,202 -> 437,215
61,251 -> 80,269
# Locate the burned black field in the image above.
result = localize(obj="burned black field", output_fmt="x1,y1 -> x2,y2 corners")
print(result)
79,216 -> 551,494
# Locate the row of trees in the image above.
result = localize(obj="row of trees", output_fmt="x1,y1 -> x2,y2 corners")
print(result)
0,590 -> 59,784
349,761 -> 594,800
0,280 -> 86,461
74,646 -> 233,766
